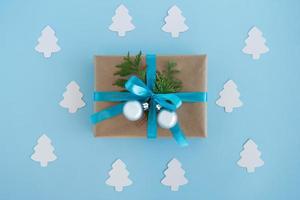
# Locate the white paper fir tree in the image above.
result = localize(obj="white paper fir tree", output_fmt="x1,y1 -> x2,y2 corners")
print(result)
59,81 -> 85,113
162,5 -> 189,38
161,158 -> 188,191
106,159 -> 133,192
237,139 -> 264,173
35,25 -> 61,58
242,26 -> 269,60
31,134 -> 57,167
109,4 -> 135,37
216,80 -> 243,113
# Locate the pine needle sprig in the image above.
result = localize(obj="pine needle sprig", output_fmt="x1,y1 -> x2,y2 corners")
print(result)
154,62 -> 182,93
113,51 -> 146,87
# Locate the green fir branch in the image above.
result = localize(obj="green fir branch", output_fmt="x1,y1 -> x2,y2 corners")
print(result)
113,51 -> 146,88
154,62 -> 182,93
113,52 -> 182,93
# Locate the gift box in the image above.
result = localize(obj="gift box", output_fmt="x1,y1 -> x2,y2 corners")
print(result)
92,54 -> 207,139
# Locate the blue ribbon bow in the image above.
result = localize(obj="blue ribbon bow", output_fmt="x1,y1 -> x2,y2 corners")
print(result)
91,54 -> 207,147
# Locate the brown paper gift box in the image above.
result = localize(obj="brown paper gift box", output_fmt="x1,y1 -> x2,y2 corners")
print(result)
93,55 -> 207,138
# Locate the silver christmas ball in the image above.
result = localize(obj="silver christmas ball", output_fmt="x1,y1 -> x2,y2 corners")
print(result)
123,100 -> 143,121
157,109 -> 178,129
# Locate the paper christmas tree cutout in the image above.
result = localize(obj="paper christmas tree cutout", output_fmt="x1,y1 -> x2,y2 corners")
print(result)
162,5 -> 189,38
59,81 -> 85,113
216,80 -> 243,113
242,26 -> 269,60
109,4 -> 135,37
161,158 -> 188,191
106,159 -> 133,192
237,139 -> 264,173
31,134 -> 57,167
35,25 -> 61,58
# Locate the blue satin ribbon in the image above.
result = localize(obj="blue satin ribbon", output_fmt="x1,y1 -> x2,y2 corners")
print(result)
91,54 -> 207,147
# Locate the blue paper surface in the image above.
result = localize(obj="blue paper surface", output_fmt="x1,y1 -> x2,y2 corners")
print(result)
0,0 -> 299,199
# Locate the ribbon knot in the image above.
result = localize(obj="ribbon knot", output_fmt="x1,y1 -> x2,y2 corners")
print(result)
125,76 -> 182,111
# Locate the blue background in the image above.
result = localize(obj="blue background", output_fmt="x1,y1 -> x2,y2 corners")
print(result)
0,0 -> 299,199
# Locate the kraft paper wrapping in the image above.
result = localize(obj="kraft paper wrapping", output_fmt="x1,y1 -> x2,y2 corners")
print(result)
93,55 -> 207,137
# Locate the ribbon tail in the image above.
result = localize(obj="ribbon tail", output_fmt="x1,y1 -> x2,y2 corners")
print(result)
91,103 -> 124,124
147,99 -> 157,138
170,123 -> 189,147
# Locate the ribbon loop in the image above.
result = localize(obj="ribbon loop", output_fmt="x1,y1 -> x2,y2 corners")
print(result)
125,76 -> 153,98
155,93 -> 182,111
